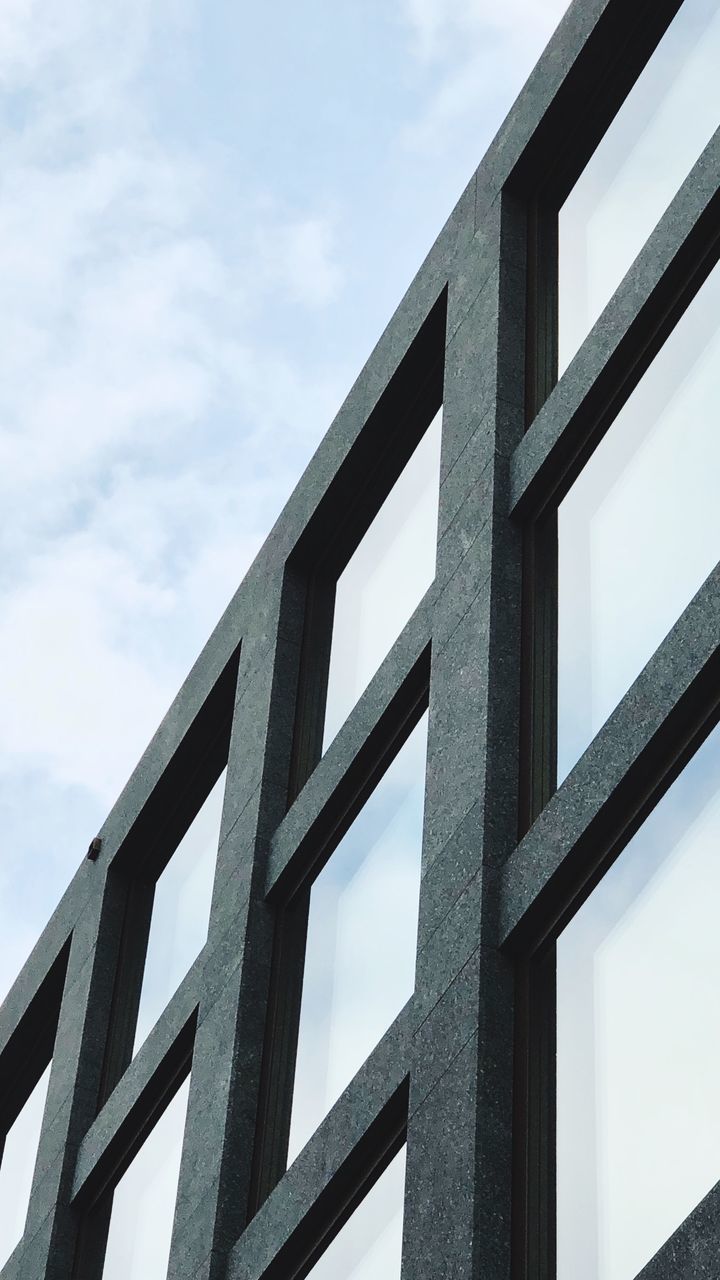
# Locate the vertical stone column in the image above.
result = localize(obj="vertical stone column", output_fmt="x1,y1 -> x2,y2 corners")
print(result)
17,870 -> 128,1280
402,191 -> 527,1280
166,563 -> 304,1280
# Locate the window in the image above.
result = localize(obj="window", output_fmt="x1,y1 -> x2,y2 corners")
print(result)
557,255 -> 720,782
288,711 -> 428,1163
307,1146 -> 406,1279
133,769 -> 226,1053
101,1075 -> 190,1279
323,410 -> 441,750
0,1062 -> 51,1267
558,0 -> 720,373
556,717 -> 720,1279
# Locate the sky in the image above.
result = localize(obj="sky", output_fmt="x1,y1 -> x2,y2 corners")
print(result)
0,0 -> 573,1270
0,0 -> 573,1011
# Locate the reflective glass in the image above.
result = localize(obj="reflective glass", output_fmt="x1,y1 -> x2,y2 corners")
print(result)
557,256 -> 720,783
0,1062 -> 51,1268
557,718 -> 720,1280
134,770 -> 226,1053
102,1075 -> 190,1280
323,410 -> 441,750
308,1147 -> 406,1280
288,714 -> 427,1163
558,0 -> 720,373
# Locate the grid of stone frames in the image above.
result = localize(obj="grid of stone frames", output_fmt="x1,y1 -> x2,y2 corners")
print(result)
2,0 -> 720,1277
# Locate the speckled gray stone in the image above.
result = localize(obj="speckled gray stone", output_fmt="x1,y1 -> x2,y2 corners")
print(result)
1,2 -> 715,1278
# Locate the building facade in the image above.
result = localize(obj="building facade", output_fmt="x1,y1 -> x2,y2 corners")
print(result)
1,0 -> 719,1276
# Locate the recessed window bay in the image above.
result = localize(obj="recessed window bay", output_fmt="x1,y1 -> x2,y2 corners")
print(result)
323,410 -> 441,750
101,1077 -> 190,1280
288,712 -> 428,1163
307,1148 -> 406,1280
133,769 -> 226,1054
0,1063 -> 51,1268
557,256 -> 720,783
558,0 -> 720,373
557,718 -> 720,1280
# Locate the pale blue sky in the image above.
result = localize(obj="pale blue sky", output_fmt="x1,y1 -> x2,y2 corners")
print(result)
0,0 -> 570,1001
0,8 -> 573,1266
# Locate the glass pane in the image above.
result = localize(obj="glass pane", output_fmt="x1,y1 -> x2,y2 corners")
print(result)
288,714 -> 427,1163
323,410 -> 441,750
102,1075 -> 190,1280
557,717 -> 720,1280
0,1063 -> 51,1268
557,256 -> 720,783
558,0 -> 720,373
134,770 -> 226,1053
308,1147 -> 406,1280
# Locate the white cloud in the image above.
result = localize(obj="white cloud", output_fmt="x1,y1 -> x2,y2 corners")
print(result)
403,0 -> 569,61
0,0 -> 346,748
255,213 -> 344,309
0,0 -> 349,1010
400,0 -> 571,151
0,538 -> 172,801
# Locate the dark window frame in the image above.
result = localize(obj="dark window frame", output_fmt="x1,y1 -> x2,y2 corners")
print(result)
514,675 -> 720,1280
249,650 -> 430,1213
520,149 -> 720,829
515,222 -> 720,1280
522,0 -> 686,425
286,292 -> 446,803
259,1079 -> 409,1280
516,18 -> 720,1252
0,942 -> 68,1153
0,941 -> 68,1265
98,645 -> 240,1105
72,1027 -> 195,1280
516,0 -> 709,828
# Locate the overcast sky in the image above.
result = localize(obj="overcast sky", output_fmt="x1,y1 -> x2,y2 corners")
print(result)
0,2 -> 576,1269
0,0 -> 571,1003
